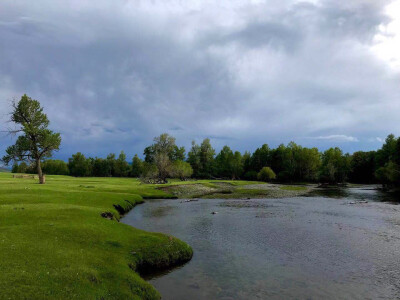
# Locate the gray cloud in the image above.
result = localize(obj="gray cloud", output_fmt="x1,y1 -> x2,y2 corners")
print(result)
0,0 -> 399,161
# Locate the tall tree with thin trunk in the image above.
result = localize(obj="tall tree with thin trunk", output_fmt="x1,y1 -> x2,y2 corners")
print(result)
2,94 -> 61,184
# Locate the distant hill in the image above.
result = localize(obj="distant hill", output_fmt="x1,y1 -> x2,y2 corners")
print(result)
0,167 -> 11,173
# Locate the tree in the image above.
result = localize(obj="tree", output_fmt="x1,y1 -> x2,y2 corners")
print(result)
115,151 -> 130,177
170,160 -> 193,180
349,151 -> 376,183
187,139 -> 216,179
296,147 -> 321,182
375,134 -> 397,168
68,152 -> 90,177
143,133 -> 178,182
375,161 -> 399,188
199,138 -> 215,178
2,94 -> 61,184
131,154 -> 143,177
215,146 -> 234,178
187,141 -> 202,177
319,148 -> 351,184
11,162 -> 19,173
250,144 -> 270,172
140,162 -> 159,183
91,158 -> 109,177
42,160 -> 69,175
214,146 -> 243,179
257,167 -> 276,182
106,153 -> 116,176
171,146 -> 186,161
231,151 -> 244,180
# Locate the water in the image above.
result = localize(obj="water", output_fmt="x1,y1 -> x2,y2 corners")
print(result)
122,187 -> 400,300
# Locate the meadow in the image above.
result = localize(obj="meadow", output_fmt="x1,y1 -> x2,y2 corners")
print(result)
0,173 -> 193,300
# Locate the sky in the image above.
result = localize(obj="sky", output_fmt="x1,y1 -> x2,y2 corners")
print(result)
1,0 -> 400,161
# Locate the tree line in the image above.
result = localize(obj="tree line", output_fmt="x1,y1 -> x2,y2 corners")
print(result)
3,95 -> 400,186
11,132 -> 400,186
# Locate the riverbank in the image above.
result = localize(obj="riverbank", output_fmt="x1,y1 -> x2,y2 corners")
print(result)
0,173 -> 192,299
158,181 -> 315,199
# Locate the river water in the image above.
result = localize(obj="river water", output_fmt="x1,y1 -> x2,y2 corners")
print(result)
122,187 -> 400,300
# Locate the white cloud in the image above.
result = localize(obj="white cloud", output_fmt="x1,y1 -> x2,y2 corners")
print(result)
311,135 -> 359,142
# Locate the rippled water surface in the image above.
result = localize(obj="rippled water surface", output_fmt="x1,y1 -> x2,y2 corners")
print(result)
122,187 -> 400,300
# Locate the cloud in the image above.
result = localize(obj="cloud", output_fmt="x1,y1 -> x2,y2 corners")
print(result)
311,135 -> 359,142
0,0 -> 399,160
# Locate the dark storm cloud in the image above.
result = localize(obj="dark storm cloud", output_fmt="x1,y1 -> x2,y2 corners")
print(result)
0,0 -> 399,161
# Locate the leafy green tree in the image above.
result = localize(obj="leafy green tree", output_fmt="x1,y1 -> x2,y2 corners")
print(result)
257,167 -> 276,182
143,146 -> 155,163
143,133 -> 178,182
68,152 -> 90,177
115,151 -> 130,177
91,158 -> 109,177
319,148 -> 351,184
2,94 -> 61,184
187,141 -> 201,177
242,151 -> 252,174
11,162 -> 19,173
214,146 -> 243,179
106,153 -> 116,176
199,138 -> 215,178
349,151 -> 376,183
231,151 -> 244,180
250,144 -> 270,172
279,142 -> 299,181
131,154 -> 143,177
375,161 -> 399,187
42,160 -> 69,175
170,160 -> 193,180
18,162 -> 28,174
171,146 -> 186,161
375,134 -> 397,169
215,146 -> 234,178
140,162 -> 159,183
296,147 -> 321,182
269,144 -> 287,177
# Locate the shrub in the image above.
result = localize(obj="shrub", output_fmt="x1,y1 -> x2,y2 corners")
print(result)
257,167 -> 276,182
170,160 -> 193,180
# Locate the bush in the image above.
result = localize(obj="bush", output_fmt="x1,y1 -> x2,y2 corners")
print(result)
257,167 -> 276,182
170,160 -> 193,180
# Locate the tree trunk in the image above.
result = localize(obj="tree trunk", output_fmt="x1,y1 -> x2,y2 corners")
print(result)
36,159 -> 45,184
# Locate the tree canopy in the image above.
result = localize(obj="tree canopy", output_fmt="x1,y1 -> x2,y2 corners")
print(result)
2,94 -> 61,183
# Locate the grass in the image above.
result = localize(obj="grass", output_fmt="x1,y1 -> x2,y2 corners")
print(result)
0,173 -> 192,300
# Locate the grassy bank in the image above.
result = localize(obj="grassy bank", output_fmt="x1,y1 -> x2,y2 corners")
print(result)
0,173 -> 192,300
159,181 -> 313,199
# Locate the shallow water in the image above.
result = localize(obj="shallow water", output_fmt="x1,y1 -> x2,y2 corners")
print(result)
122,187 -> 400,300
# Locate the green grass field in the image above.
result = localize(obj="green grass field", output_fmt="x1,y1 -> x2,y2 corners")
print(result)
0,173 -> 193,300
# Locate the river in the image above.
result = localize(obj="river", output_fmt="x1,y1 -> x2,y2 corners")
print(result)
122,187 -> 400,300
